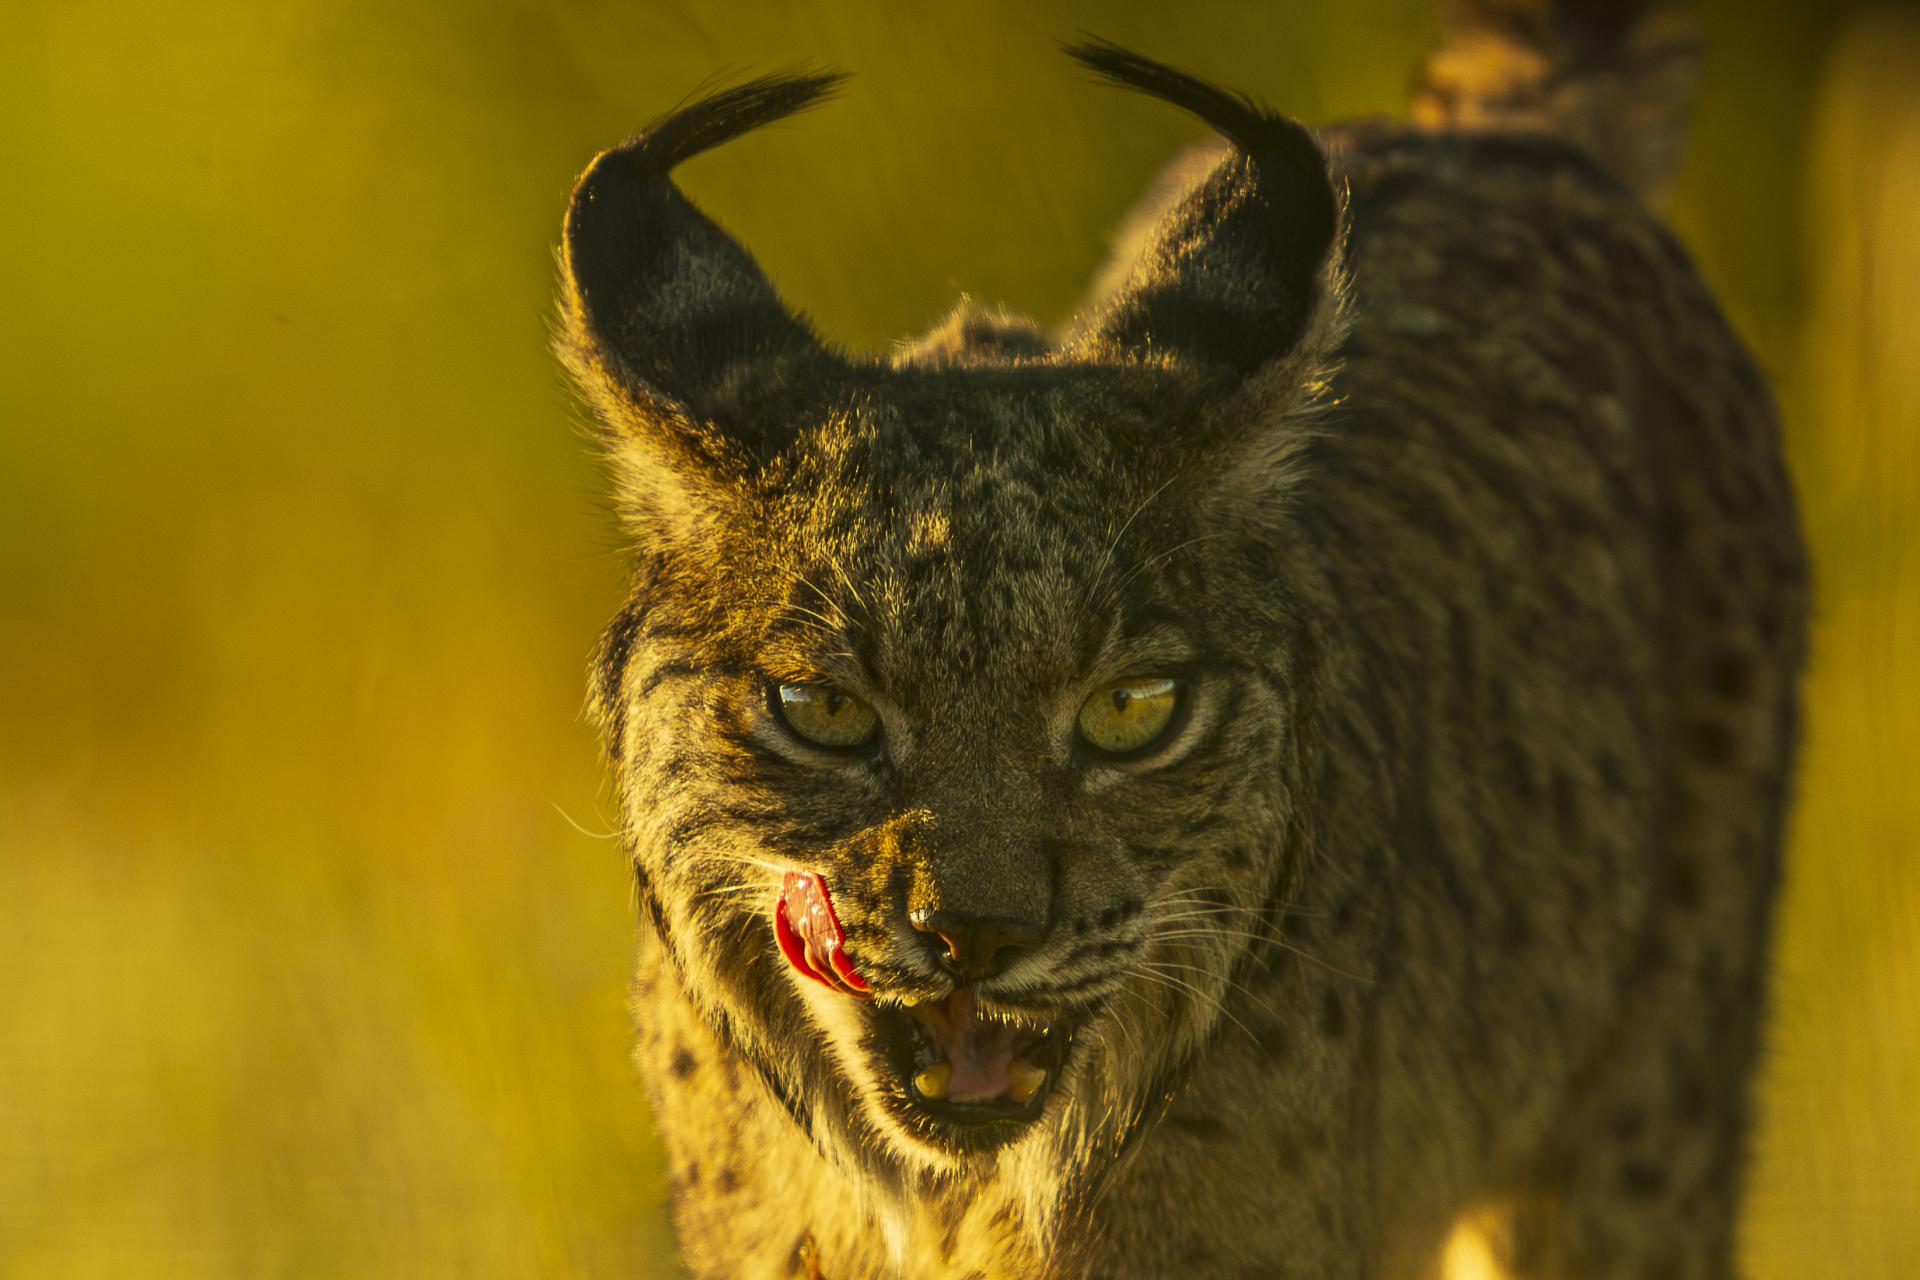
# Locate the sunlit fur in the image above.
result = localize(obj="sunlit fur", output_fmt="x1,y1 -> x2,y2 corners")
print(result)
557,10 -> 1806,1279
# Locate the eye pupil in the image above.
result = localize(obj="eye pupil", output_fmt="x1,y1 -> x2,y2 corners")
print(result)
1077,676 -> 1183,758
826,692 -> 845,715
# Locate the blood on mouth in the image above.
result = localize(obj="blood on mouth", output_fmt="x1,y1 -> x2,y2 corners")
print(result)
775,869 -> 871,996
774,871 -> 1053,1108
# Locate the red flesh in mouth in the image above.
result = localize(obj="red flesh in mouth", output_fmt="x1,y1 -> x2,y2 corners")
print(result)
775,870 -> 870,998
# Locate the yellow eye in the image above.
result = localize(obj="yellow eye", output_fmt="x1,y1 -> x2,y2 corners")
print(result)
775,683 -> 880,749
1076,677 -> 1182,757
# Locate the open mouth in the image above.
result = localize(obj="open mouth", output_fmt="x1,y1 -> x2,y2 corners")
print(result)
776,871 -> 1079,1143
877,990 -> 1076,1132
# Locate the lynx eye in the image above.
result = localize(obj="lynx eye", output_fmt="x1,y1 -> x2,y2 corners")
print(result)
1076,677 -> 1183,758
774,683 -> 881,749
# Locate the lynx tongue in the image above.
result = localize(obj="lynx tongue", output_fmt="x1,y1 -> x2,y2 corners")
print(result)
910,990 -> 1030,1102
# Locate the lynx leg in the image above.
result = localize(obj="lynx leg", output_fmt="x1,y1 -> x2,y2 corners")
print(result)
1502,942 -> 1766,1280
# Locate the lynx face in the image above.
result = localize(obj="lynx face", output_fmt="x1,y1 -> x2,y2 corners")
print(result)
595,373 -> 1317,1160
561,49 -> 1340,1170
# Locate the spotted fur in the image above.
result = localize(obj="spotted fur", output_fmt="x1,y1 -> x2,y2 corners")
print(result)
556,11 -> 1805,1278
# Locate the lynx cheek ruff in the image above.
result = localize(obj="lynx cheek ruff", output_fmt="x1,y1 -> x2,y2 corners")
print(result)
775,870 -> 871,997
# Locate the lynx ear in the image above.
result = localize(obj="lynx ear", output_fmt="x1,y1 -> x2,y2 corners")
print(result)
557,71 -> 846,534
1063,41 -> 1343,382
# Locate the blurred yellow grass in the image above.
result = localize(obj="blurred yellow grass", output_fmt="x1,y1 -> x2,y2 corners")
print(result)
1743,12 -> 1920,1278
2,2 -> 1914,1276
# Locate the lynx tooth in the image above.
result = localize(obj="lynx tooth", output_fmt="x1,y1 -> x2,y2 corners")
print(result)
1007,1061 -> 1047,1103
913,1063 -> 953,1100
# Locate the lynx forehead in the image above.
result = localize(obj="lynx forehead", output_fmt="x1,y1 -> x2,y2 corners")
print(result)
557,7 -> 1806,1278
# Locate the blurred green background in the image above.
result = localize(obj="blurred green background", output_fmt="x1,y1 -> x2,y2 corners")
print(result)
2,1 -> 1914,1275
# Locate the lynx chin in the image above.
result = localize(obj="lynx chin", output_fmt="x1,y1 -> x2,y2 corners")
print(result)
553,4 -> 1806,1277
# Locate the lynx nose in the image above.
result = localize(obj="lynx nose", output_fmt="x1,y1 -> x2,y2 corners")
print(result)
909,908 -> 1042,984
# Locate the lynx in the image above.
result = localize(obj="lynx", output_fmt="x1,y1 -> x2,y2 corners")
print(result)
555,3 -> 1807,1276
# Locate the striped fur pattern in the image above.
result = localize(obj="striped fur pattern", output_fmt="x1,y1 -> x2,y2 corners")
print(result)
555,18 -> 1805,1280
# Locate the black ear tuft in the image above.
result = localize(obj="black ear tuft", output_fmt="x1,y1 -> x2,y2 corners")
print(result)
597,69 -> 848,183
1062,38 -> 1313,159
559,69 -> 848,468
1063,39 -> 1340,379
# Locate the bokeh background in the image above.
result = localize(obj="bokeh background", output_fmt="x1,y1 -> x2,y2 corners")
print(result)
3,1 -> 1915,1275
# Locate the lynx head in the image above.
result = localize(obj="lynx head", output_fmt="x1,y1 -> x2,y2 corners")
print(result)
558,42 -> 1345,1191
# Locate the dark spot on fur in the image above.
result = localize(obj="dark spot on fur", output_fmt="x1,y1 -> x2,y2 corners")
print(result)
937,1202 -> 964,1260
1597,748 -> 1629,793
1652,509 -> 1688,554
1500,741 -> 1539,803
1481,560 -> 1513,609
1675,1067 -> 1710,1117
1551,768 -> 1577,832
718,1165 -> 738,1193
669,1046 -> 698,1079
664,815 -> 709,847
1620,1159 -> 1669,1197
1488,676 -> 1513,720
1498,908 -> 1531,950
1178,1235 -> 1216,1265
1315,758 -> 1342,808
1256,1019 -> 1290,1061
1689,718 -> 1737,766
1167,1110 -> 1230,1139
1576,1234 -> 1620,1274
1318,988 -> 1346,1038
1612,1107 -> 1648,1142
1667,856 -> 1704,910
637,881 -> 672,952
1706,650 -> 1754,701
595,602 -> 644,761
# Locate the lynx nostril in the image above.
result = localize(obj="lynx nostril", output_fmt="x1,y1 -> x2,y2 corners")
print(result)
909,908 -> 1043,983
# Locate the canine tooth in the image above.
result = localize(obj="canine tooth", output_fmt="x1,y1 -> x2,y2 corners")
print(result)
914,1063 -> 953,1100
1007,1061 -> 1047,1103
